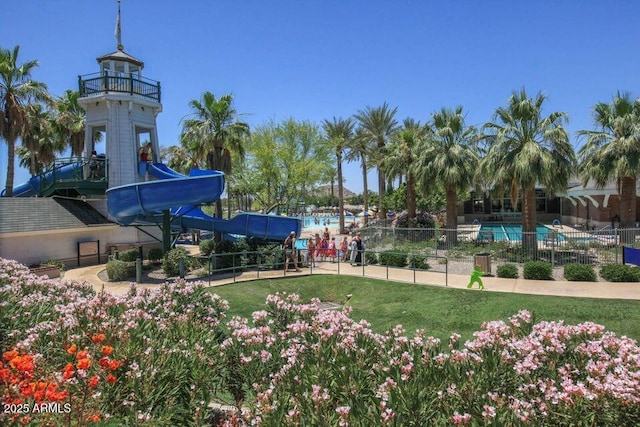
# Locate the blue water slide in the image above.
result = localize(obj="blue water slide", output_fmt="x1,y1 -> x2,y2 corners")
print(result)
107,163 -> 301,241
1,162 -> 78,197
172,206 -> 302,241
106,167 -> 224,225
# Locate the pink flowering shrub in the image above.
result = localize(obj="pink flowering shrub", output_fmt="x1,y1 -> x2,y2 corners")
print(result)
2,257 -> 640,426
1,258 -> 229,425
222,294 -> 640,426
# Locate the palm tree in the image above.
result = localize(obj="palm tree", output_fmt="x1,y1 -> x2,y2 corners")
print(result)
345,128 -> 372,226
481,89 -> 575,249
181,92 -> 250,219
53,90 -> 86,157
160,145 -> 196,175
322,117 -> 355,234
354,102 -> 399,220
0,45 -> 49,196
578,92 -> 640,236
21,104 -> 63,175
416,107 -> 479,243
386,118 -> 425,223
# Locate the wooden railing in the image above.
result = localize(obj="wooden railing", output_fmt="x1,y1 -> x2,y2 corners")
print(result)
78,73 -> 161,102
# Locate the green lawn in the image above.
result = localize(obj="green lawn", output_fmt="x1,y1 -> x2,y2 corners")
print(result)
209,275 -> 640,342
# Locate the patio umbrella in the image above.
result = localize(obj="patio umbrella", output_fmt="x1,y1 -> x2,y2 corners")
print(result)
356,210 -> 372,217
344,210 -> 353,216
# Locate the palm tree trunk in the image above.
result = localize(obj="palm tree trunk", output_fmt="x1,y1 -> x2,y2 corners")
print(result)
522,186 -> 537,253
5,139 -> 16,197
337,157 -> 345,234
620,176 -> 636,227
619,176 -> 637,243
377,166 -> 385,220
362,158 -> 369,226
407,172 -> 416,223
445,184 -> 458,244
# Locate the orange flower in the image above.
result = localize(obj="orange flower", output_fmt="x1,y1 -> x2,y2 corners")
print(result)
9,355 -> 34,373
77,358 -> 91,370
108,359 -> 121,370
76,350 -> 89,360
66,344 -> 77,355
106,373 -> 117,384
91,333 -> 106,344
98,357 -> 110,369
101,346 -> 114,356
62,362 -> 75,380
3,350 -> 19,362
88,375 -> 99,388
87,413 -> 101,422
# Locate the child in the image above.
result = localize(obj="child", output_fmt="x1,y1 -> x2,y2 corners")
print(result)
307,237 -> 317,267
339,236 -> 349,262
327,237 -> 337,262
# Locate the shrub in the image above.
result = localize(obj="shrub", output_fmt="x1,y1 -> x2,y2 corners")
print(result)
600,264 -> 640,282
256,246 -> 284,270
523,261 -> 553,280
564,263 -> 597,282
214,239 -> 247,270
162,247 -> 200,277
147,247 -> 164,262
379,250 -> 407,268
41,259 -> 66,271
497,263 -> 519,279
118,249 -> 140,262
365,251 -> 378,265
408,254 -> 430,270
106,259 -> 135,281
199,239 -> 215,256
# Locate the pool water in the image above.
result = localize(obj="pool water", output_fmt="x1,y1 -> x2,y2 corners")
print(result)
479,223 -> 564,242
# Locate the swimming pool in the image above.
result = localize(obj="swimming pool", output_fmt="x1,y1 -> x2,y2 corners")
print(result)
301,215 -> 351,229
478,223 -> 563,242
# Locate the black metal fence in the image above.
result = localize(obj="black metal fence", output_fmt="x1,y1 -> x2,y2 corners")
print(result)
203,249 -> 449,287
79,73 -> 161,102
358,225 -> 639,268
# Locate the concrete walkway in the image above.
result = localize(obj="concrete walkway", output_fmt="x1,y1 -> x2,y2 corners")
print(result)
62,259 -> 640,300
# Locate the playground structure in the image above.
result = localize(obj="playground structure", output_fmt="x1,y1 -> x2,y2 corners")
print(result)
0,20 -> 300,265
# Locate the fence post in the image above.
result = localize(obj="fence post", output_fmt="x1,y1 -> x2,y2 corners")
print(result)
615,228 -> 619,264
445,256 -> 448,287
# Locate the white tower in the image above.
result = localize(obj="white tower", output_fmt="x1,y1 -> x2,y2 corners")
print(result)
77,2 -> 162,189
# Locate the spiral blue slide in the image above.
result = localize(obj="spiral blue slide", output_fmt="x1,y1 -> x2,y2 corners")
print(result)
106,163 -> 301,242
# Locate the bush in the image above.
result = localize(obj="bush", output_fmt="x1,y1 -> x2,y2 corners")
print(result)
256,246 -> 284,270
118,249 -> 140,262
408,254 -> 430,270
365,251 -> 378,265
600,264 -> 640,282
199,239 -> 215,256
41,259 -> 66,271
106,259 -> 136,281
147,247 -> 164,262
162,247 -> 200,277
214,240 -> 247,271
497,263 -> 519,279
379,250 -> 407,268
523,261 -> 553,280
564,263 -> 597,282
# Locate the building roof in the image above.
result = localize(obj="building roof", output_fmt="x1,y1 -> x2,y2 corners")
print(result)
96,50 -> 144,67
0,197 -> 114,234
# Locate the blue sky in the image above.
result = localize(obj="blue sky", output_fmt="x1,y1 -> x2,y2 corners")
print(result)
2,0 -> 639,194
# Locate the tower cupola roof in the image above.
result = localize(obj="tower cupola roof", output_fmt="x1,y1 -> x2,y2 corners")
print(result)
96,50 -> 144,68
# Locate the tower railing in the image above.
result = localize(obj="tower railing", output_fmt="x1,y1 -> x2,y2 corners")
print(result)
78,72 -> 161,102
